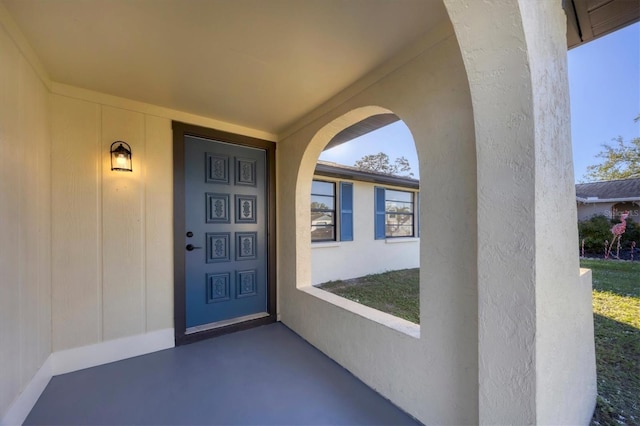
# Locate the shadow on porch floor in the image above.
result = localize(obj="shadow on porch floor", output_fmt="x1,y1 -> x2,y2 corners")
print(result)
26,323 -> 419,425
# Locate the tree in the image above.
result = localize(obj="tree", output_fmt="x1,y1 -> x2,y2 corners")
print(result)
353,152 -> 413,177
583,115 -> 640,182
310,201 -> 330,210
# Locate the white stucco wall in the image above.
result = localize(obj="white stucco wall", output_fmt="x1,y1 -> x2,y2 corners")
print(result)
278,20 -> 479,425
311,178 -> 419,285
0,8 -> 52,419
521,1 -> 597,421
445,0 -> 596,423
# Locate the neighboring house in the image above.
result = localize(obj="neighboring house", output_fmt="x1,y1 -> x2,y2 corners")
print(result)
4,1 -> 635,424
311,161 -> 420,285
576,178 -> 640,222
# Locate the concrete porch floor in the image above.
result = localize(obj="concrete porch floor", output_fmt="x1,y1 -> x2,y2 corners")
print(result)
25,323 -> 419,425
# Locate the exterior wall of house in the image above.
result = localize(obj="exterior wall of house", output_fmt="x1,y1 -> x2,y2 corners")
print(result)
312,178 -> 419,285
577,202 -> 615,220
578,201 -> 640,222
613,202 -> 640,221
0,10 -> 52,420
446,0 -> 596,423
278,19 -> 479,425
48,86 -> 275,352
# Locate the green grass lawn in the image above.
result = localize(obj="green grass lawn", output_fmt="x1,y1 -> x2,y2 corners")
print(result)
581,259 -> 639,426
318,261 -> 639,425
318,268 -> 420,324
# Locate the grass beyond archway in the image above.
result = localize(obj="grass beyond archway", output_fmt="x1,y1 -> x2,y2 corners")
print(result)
317,268 -> 419,324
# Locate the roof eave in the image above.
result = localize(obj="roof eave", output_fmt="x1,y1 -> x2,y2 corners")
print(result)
576,196 -> 640,204
315,164 -> 419,189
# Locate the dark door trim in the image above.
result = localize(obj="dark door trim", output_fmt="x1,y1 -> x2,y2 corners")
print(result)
172,121 -> 277,345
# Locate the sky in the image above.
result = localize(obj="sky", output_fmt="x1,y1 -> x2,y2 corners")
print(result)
320,21 -> 639,182
569,21 -> 639,182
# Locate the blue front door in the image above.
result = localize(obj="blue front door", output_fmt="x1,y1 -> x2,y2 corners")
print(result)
184,136 -> 268,329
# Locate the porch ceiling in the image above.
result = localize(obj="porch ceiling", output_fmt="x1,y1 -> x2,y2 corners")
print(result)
1,0 -> 447,135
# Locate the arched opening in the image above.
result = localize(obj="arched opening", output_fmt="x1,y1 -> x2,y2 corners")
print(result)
279,16 -> 479,420
293,106 -> 422,333
309,115 -> 420,324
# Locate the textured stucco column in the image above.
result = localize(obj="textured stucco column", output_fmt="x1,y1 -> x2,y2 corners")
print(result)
443,0 -> 596,424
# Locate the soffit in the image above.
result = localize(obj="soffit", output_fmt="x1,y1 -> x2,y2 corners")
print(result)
1,0 -> 447,135
325,113 -> 400,151
565,0 -> 639,48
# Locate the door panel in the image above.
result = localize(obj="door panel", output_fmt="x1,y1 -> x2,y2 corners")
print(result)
184,136 -> 267,329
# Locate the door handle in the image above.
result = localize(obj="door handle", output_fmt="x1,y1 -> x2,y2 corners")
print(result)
186,244 -> 202,251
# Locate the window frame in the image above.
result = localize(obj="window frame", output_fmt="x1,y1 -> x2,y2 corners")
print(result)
375,187 -> 417,239
311,179 -> 337,242
310,179 -> 354,243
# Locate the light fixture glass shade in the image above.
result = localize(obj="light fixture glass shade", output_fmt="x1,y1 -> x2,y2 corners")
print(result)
110,141 -> 132,172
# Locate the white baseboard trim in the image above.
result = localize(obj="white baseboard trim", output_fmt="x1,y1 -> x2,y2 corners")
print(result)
1,356 -> 53,426
52,328 -> 175,375
1,328 -> 174,426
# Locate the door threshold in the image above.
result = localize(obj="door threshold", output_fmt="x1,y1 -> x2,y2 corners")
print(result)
186,312 -> 270,335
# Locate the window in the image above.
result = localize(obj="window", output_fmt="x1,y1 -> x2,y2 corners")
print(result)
375,187 -> 416,238
311,180 -> 354,242
311,180 -> 336,241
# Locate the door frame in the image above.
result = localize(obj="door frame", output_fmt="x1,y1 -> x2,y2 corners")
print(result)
172,121 -> 277,345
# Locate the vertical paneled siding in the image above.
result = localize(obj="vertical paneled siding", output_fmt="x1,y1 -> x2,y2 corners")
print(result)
51,96 -> 102,350
51,95 -> 173,351
144,115 -> 174,331
0,23 -> 52,419
101,107 -> 146,340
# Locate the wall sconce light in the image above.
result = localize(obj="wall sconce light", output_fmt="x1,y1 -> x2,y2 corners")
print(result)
110,141 -> 132,172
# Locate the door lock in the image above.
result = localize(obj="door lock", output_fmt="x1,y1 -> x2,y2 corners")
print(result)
185,244 -> 202,251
